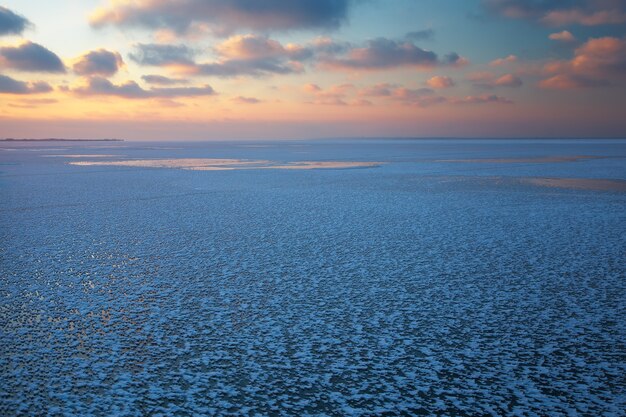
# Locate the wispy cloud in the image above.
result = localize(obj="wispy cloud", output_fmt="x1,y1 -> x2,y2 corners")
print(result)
453,94 -> 513,104
141,75 -> 189,85
405,29 -> 435,41
548,30 -> 576,42
74,77 -> 216,99
483,0 -> 626,26
490,54 -> 517,67
471,72 -> 523,89
232,96 -> 262,104
129,44 -> 196,66
0,74 -> 52,94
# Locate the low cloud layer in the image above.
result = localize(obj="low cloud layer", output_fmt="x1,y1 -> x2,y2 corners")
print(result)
74,77 -> 216,99
131,36 -> 308,77
90,0 -> 352,36
0,6 -> 31,36
470,72 -> 523,89
0,74 -> 52,94
141,75 -> 189,85
320,38 -> 466,71
73,49 -> 124,76
0,42 -> 65,73
304,82 -> 513,108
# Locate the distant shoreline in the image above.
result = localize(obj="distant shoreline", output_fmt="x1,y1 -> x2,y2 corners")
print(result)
0,138 -> 124,142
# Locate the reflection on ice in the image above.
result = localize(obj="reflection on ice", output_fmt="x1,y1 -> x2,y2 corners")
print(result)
438,155 -> 601,163
524,177 -> 626,191
68,158 -> 383,170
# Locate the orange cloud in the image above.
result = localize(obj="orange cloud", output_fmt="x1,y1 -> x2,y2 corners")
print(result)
426,76 -> 455,88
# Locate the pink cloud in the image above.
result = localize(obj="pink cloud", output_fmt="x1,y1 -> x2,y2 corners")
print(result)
358,83 -> 396,97
490,54 -> 517,67
548,30 -> 576,42
485,1 -> 626,27
232,96 -> 262,104
453,94 -> 513,105
542,9 -> 626,26
540,36 -> 626,89
469,72 -> 523,88
302,83 -> 355,106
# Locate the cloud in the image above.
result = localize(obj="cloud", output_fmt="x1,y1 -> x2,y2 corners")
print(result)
302,83 -> 356,105
8,98 -> 57,108
469,72 -> 523,88
232,96 -> 262,104
90,0 -> 352,35
540,36 -> 626,88
133,35 -> 309,77
405,29 -> 434,41
490,54 -> 517,66
0,6 -> 31,36
542,7 -> 626,26
0,74 -> 52,94
483,0 -> 626,26
549,30 -> 576,42
0,42 -> 65,73
358,83 -> 396,97
320,38 -> 466,71
426,75 -> 455,88
74,77 -> 216,98
453,94 -> 513,104
193,59 -> 303,77
302,83 -> 322,93
357,83 -> 446,107
73,49 -> 124,76
493,73 -> 523,87
141,74 -> 189,85
390,87 -> 445,107
191,34 -> 310,76
131,35 -> 465,78
538,73 -> 606,89
357,83 -> 512,107
129,43 -> 196,66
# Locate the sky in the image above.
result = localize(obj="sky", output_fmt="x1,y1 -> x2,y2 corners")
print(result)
0,0 -> 625,140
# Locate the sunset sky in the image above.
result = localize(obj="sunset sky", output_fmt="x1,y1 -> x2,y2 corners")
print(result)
1,0 -> 625,140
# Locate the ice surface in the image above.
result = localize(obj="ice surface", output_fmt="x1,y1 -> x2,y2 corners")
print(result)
1,139 -> 625,416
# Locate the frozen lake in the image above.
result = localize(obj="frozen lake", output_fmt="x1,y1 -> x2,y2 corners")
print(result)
1,139 -> 625,416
